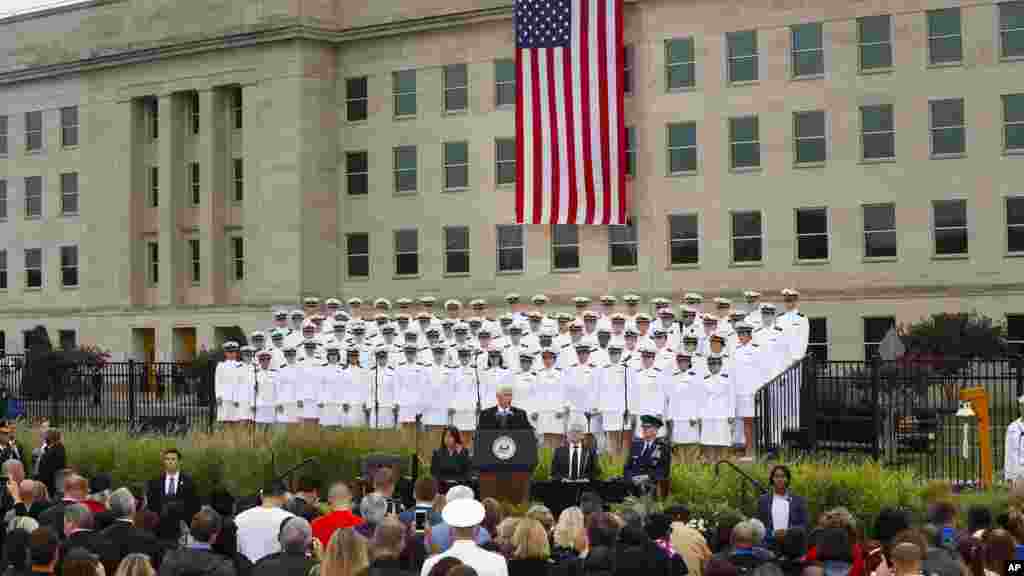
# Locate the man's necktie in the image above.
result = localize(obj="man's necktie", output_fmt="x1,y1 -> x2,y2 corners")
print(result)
570,447 -> 579,480
498,410 -> 508,429
167,477 -> 176,497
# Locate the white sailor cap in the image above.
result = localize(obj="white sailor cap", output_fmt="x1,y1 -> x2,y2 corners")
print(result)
658,307 -> 676,317
325,298 -> 342,307
256,349 -> 273,359
635,313 -> 652,322
499,314 -> 515,325
610,313 -> 626,323
373,298 -> 392,309
380,324 -> 397,334
470,299 -> 487,309
403,330 -> 419,340
638,342 -> 657,355
445,299 -> 463,310
729,309 -> 748,320
597,324 -> 612,335
653,327 -> 670,337
539,326 -> 558,338
374,343 -> 391,355
624,327 -> 639,337
743,290 -> 762,299
441,318 -> 456,327
431,342 -> 447,352
240,345 -> 255,354
403,342 -> 419,352
457,345 -> 475,355
679,305 -> 698,315
531,294 -> 549,304
600,295 -> 617,304
425,326 -> 440,335
574,340 -> 593,352
290,309 -> 305,319
453,322 -> 470,333
395,313 -> 411,322
555,312 -> 571,322
541,346 -> 559,357
573,296 -> 592,306
486,346 -> 504,356
568,320 -> 584,332
683,292 -> 704,302
735,322 -> 754,333
714,297 -> 732,307
283,345 -> 297,354
623,294 -> 640,304
301,322 -> 317,332
478,327 -> 493,337
310,314 -> 325,322
395,297 -> 413,307
223,341 -> 240,351
301,339 -> 318,348
347,297 -> 363,306
468,317 -> 483,327
760,303 -> 778,313
274,309 -> 288,319
350,321 -> 367,332
583,310 -> 599,320
346,345 -> 362,355
303,296 -> 320,306
415,311 -> 432,321
607,339 -> 625,351
419,295 -> 437,305
504,293 -> 521,303
509,322 -> 526,333
707,353 -> 725,364
250,330 -> 266,340
270,330 -> 285,340
325,344 -> 341,354
519,347 -> 537,360
334,311 -> 351,322
782,288 -> 801,299
528,310 -> 544,320
650,297 -> 670,307
675,348 -> 693,358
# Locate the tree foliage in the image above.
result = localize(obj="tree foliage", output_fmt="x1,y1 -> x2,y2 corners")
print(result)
899,312 -> 1007,360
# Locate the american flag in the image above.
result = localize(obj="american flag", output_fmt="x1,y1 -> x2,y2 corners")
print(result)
515,0 -> 626,225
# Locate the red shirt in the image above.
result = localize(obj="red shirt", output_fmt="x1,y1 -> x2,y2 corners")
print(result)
83,500 -> 107,514
311,509 -> 364,546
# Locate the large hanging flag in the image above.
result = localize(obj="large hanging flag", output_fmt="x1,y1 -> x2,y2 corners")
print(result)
515,0 -> 626,225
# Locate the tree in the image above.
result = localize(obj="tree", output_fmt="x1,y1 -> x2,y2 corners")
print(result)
899,312 -> 1007,362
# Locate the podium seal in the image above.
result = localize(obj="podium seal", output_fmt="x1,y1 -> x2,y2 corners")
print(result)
492,435 -> 517,461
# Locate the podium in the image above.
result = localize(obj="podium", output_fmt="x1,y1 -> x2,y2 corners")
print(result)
473,429 -> 537,506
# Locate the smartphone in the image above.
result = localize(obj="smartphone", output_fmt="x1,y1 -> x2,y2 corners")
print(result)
415,509 -> 427,532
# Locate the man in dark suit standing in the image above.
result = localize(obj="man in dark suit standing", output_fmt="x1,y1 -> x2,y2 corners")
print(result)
623,415 -> 671,484
551,422 -> 599,482
147,448 -> 200,532
477,384 -> 533,430
756,464 -> 808,544
99,487 -> 166,569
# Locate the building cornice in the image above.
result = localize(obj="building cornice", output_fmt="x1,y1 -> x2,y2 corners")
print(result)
0,5 -> 515,86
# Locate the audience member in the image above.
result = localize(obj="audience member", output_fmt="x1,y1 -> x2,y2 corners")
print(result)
99,488 -> 165,570
645,513 -> 687,576
147,449 -> 200,543
370,518 -> 415,576
400,480 -> 443,529
670,516 -> 711,576
704,558 -> 738,576
721,520 -> 772,573
158,507 -> 235,576
287,476 -> 323,523
580,512 -> 617,576
368,469 -> 403,516
506,518 -> 551,576
420,499 -> 507,576
61,503 -> 119,575
114,553 -> 156,576
481,500 -> 503,542
525,507 -> 554,537
3,529 -> 32,575
551,507 -> 584,562
61,546 -> 104,576
775,527 -> 807,576
983,529 -> 1015,576
34,430 -> 65,498
37,474 -> 87,536
233,482 -> 295,564
758,466 -> 808,546
431,428 -> 471,484
27,527 -> 60,575
83,474 -> 112,515
315,527 -> 369,576
357,494 -> 389,541
965,506 -> 992,540
493,519 -> 521,558
919,524 -> 961,576
250,516 -> 316,576
425,557 -> 462,576
889,542 -> 923,576
427,487 -> 492,554
312,482 -> 365,549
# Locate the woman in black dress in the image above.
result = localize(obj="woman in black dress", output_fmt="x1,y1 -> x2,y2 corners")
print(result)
431,426 -> 471,484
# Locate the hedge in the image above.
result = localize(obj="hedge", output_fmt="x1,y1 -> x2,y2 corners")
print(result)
18,425 -> 1010,534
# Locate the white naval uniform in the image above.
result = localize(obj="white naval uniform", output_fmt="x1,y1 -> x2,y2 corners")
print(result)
1006,418 -> 1024,484
753,325 -> 786,381
514,369 -> 544,434
235,362 -> 257,422
730,342 -> 764,445
535,366 -> 567,435
275,363 -> 301,423
423,362 -> 457,426
215,360 -> 238,422
778,309 -> 809,440
701,370 -> 734,447
563,360 -> 601,430
668,366 -> 702,444
450,365 -> 481,431
629,366 -> 668,438
598,362 -> 629,432
364,365 -> 398,428
296,357 -> 323,421
253,368 -> 279,424
317,364 -> 349,427
396,359 -> 430,423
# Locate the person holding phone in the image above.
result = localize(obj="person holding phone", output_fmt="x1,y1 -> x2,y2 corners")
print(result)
399,478 -> 443,531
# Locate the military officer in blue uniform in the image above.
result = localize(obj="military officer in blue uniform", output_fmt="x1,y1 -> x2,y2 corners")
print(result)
623,415 -> 671,491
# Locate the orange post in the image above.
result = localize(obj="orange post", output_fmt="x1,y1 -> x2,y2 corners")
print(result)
959,387 -> 992,489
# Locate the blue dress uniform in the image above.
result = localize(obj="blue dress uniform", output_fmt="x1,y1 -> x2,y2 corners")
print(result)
623,415 -> 671,483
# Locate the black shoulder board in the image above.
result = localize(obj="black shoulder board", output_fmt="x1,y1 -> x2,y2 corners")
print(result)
705,374 -> 712,379
752,343 -> 759,347
652,367 -> 661,372
721,372 -> 729,377
774,326 -> 784,331
687,370 -> 696,376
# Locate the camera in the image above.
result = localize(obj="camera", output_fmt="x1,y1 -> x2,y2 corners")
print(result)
415,509 -> 428,532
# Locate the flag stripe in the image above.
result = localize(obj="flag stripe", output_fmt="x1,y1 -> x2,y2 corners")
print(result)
530,49 -> 543,224
562,46 -> 578,225
605,0 -> 620,225
546,48 -> 561,225
553,49 -> 570,225
614,0 -> 626,224
596,0 -> 611,225
578,0 -> 596,224
538,50 -> 552,224
515,47 -> 525,224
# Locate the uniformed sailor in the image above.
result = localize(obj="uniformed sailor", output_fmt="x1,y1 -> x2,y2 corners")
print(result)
651,327 -> 675,369
395,313 -> 412,335
418,295 -> 437,318
700,354 -> 734,461
302,296 -> 321,319
323,298 -> 343,332
634,313 -> 653,341
496,314 -> 515,348
598,295 -> 617,320
1005,396 -> 1024,486
582,310 -> 600,337
236,346 -> 257,422
347,322 -> 371,369
346,297 -> 365,320
668,350 -> 702,456
474,328 -> 498,371
513,349 -> 545,443
650,297 -> 671,317
271,310 -> 290,338
622,294 -> 641,329
276,346 -> 301,426
754,303 -> 785,382
298,335 -> 323,365
743,291 -> 763,329
395,297 -> 413,314
506,293 -> 529,323
317,346 -> 347,428
629,344 -> 668,438
373,298 -> 392,314
563,340 -> 601,444
609,313 -> 627,338
573,296 -> 592,320
731,322 -> 762,459
450,345 -> 480,431
215,341 -> 242,425
415,311 -> 435,340
779,289 -> 810,364
309,314 -> 328,338
288,309 -> 306,335
535,347 -> 567,447
440,318 -> 456,344
682,292 -> 704,314
591,328 -> 613,367
366,344 -> 398,429
467,317 -> 484,341
425,343 -> 456,430
656,307 -> 680,341
698,315 -> 721,355
530,294 -> 558,330
624,416 -> 671,490
253,350 -> 280,425
599,341 -> 629,454
478,347 -> 512,417
621,328 -> 642,370
396,343 -> 429,429
678,306 -> 701,346
526,310 -> 545,336
444,299 -> 463,321
713,297 -> 733,322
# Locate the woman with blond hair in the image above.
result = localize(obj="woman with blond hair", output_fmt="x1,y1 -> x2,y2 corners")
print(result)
114,553 -> 155,576
494,518 -> 522,558
314,527 -> 370,576
507,518 -> 554,576
551,507 -> 585,561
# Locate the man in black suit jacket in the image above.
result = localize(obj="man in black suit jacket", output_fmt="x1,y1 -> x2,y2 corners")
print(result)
477,384 -> 534,430
60,503 -> 121,576
146,448 -> 200,528
38,474 -> 90,536
552,422 -> 599,482
99,487 -> 167,569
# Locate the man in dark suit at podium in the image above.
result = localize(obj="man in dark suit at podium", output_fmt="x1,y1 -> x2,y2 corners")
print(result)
624,416 -> 670,484
552,422 -> 599,481
477,383 -> 533,430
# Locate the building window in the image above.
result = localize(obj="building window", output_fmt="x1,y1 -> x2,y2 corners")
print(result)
727,30 -> 758,83
552,224 -> 580,270
1002,2 -> 1024,59
346,233 -> 369,278
346,76 -> 368,122
729,116 -> 760,169
496,139 -> 516,185
189,91 -> 200,134
148,242 -> 159,285
149,166 -> 159,208
394,229 -> 419,276
0,250 -> 6,290
791,23 -> 824,77
393,146 -> 417,194
232,237 -> 244,281
393,70 -> 417,117
858,15 -> 892,71
933,199 -> 968,256
444,141 -> 469,191
794,110 -> 826,164
930,99 -> 965,156
60,106 -> 78,147
495,59 -> 515,108
189,239 -> 200,284
928,8 -> 962,64
796,207 -> 828,261
232,158 -> 243,202
0,180 -> 6,220
808,317 -> 829,362
496,224 -> 524,273
25,176 -> 42,219
444,226 -> 470,275
24,248 -> 42,289
731,211 -> 763,263
1004,94 -> 1024,152
1007,197 -> 1024,253
667,122 -> 697,174
623,44 -> 634,94
0,115 -> 7,154
60,172 -> 78,215
666,38 -> 695,90
58,330 -> 76,351
60,245 -> 78,288
863,316 -> 895,359
863,203 -> 897,258
231,87 -> 243,130
1009,314 -> 1024,357
625,126 -> 636,177
668,214 -> 699,265
25,111 -> 42,152
346,151 -> 369,196
444,64 -> 469,113
189,162 -> 200,205
861,104 -> 895,160
148,98 -> 159,140
609,223 -> 638,269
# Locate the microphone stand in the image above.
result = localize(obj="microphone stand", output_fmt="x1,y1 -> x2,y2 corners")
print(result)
474,351 -> 482,429
622,359 -> 630,443
374,363 -> 380,430
250,364 -> 258,450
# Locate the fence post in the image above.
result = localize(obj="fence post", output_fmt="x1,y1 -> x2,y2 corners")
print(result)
871,354 -> 882,461
1016,356 -> 1024,399
806,356 -> 818,452
128,359 -> 137,426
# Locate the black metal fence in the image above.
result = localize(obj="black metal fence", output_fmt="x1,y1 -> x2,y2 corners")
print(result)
0,354 -> 215,433
756,355 -> 1024,484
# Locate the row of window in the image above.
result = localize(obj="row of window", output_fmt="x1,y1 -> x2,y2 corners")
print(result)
0,107 -> 78,155
342,197 -> 1024,279
334,4 -> 1024,125
0,246 -> 78,290
141,237 -> 246,288
0,175 -> 78,220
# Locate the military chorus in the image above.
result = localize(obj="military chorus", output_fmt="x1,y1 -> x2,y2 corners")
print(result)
214,290 -> 810,463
